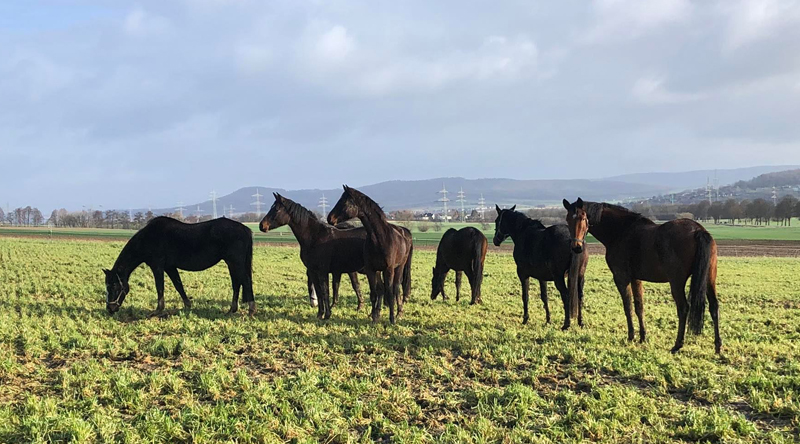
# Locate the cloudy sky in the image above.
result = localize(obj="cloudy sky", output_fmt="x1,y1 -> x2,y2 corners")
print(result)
2,0 -> 800,211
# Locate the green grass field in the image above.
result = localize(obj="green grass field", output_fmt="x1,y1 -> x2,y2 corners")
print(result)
0,237 -> 798,443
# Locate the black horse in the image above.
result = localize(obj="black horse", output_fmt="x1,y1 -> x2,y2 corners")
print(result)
328,186 -> 413,324
103,216 -> 255,316
494,205 -> 588,328
431,227 -> 487,305
259,193 -> 366,318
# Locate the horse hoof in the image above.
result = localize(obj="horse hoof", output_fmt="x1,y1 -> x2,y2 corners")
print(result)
356,304 -> 363,311
148,310 -> 164,318
522,317 -> 529,325
670,346 -> 682,354
561,324 -> 570,331
184,300 -> 193,309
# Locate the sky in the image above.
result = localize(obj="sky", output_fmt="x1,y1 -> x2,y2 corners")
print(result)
2,0 -> 800,211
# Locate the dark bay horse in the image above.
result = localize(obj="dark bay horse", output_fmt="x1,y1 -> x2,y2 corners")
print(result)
328,186 -> 413,324
494,205 -> 588,329
103,216 -> 255,316
431,227 -> 488,305
564,198 -> 721,354
259,193 -> 365,318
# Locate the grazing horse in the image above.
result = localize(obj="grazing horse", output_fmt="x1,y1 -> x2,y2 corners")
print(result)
494,205 -> 587,329
103,216 -> 255,316
328,186 -> 413,324
259,193 -> 365,317
431,227 -> 488,305
563,198 -> 721,354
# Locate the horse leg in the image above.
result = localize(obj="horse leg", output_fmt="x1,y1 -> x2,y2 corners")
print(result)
349,272 -> 363,311
518,272 -> 530,324
331,273 -> 341,309
226,261 -> 241,314
455,270 -> 462,302
366,270 -> 382,323
393,265 -> 404,320
165,268 -> 192,309
466,270 -> 478,305
539,280 -> 550,324
307,271 -> 318,308
242,266 -> 256,316
150,266 -> 165,315
708,279 -> 722,354
669,278 -> 689,353
632,280 -> 646,343
578,274 -> 586,327
554,276 -> 570,331
383,268 -> 398,324
321,273 -> 332,320
613,275 -> 635,341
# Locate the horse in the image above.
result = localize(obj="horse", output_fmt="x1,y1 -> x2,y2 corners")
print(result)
563,198 -> 721,354
259,193 -> 365,317
327,185 -> 413,324
103,216 -> 255,316
494,205 -> 588,329
431,227 -> 488,305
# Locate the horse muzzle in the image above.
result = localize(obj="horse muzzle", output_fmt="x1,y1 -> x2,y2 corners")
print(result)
106,303 -> 120,314
259,221 -> 270,233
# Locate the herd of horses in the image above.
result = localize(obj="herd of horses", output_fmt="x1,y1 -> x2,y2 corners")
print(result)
103,187 -> 722,354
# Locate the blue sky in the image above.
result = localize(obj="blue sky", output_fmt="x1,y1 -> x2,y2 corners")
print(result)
2,0 -> 800,211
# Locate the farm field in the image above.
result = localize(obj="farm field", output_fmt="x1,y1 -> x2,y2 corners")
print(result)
3,217 -> 800,246
0,237 -> 798,443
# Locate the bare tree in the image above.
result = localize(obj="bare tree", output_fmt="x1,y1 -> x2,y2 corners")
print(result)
31,208 -> 43,226
0,207 -> 4,225
775,196 -> 798,226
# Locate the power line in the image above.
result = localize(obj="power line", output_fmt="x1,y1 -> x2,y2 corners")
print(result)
438,183 -> 449,223
456,187 -> 466,223
210,190 -> 218,219
318,194 -> 328,219
176,202 -> 185,219
251,188 -> 263,216
477,194 -> 487,222
228,205 -> 235,218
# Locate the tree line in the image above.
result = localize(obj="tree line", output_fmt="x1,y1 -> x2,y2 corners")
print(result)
631,196 -> 800,226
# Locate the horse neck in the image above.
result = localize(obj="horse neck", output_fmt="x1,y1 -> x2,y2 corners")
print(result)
587,204 -> 638,246
286,213 -> 326,249
507,214 -> 540,243
112,238 -> 144,280
356,208 -> 393,247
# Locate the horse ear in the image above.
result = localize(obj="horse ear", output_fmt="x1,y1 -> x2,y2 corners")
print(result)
510,205 -> 516,212
102,268 -> 110,276
576,198 -> 584,209
495,204 -> 501,213
563,199 -> 571,211
273,192 -> 279,199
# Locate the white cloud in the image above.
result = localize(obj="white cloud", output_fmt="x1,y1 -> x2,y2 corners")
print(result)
123,7 -> 171,37
632,76 -> 705,105
300,33 -> 539,96
315,25 -> 355,63
720,0 -> 800,51
583,0 -> 693,43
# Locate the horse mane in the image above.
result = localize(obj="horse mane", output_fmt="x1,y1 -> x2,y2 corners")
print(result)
347,187 -> 387,220
585,201 -> 649,225
505,210 -> 545,230
279,196 -> 318,226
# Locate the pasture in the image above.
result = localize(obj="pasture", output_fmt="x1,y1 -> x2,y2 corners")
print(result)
0,237 -> 798,443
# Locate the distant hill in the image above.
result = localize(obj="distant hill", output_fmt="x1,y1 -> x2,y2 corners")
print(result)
136,166 -> 800,216
643,168 -> 800,206
141,177 -> 672,216
604,165 -> 800,191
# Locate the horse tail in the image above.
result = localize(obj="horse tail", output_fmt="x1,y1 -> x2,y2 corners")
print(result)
567,250 -> 584,319
472,236 -> 487,299
402,241 -> 413,302
689,230 -> 713,335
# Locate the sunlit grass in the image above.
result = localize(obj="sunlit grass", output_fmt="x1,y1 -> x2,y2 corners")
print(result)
0,237 -> 798,443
